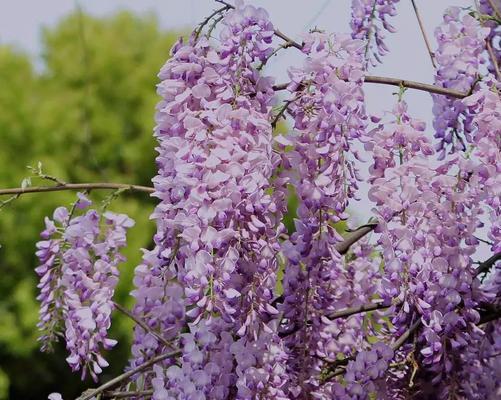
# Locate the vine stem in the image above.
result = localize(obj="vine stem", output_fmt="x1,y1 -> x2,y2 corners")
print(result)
103,390 -> 153,399
77,350 -> 181,400
410,0 -> 436,68
193,4 -> 230,39
0,182 -> 154,197
113,302 -> 172,349
486,40 -> 501,81
487,0 -> 501,18
273,76 -> 467,98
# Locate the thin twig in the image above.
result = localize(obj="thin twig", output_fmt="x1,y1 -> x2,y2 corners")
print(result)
273,75 -> 468,98
0,182 -> 154,197
335,222 -> 378,254
474,235 -> 494,246
391,320 -> 421,352
486,40 -> 501,80
327,301 -> 395,320
113,302 -> 172,349
194,5 -> 229,39
487,0 -> 501,18
271,221 -> 379,308
279,300 -> 394,338
271,95 -> 300,128
78,350 -> 181,400
215,0 -> 303,50
258,42 -> 290,70
410,0 -> 436,68
321,319 -> 421,383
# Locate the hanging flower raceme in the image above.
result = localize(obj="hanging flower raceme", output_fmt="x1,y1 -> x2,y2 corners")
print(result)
275,31 -> 374,396
366,97 -> 500,397
452,85 -> 501,397
35,193 -> 134,380
129,2 -> 288,398
350,0 -> 400,67
462,86 -> 501,253
432,7 -> 489,158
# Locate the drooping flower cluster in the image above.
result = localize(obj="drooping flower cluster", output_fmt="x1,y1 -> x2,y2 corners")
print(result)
366,93 -> 501,397
432,7 -> 490,158
462,86 -> 501,253
35,193 -> 134,380
275,31 -> 378,396
350,0 -> 400,67
29,2 -> 501,400
129,2 -> 289,398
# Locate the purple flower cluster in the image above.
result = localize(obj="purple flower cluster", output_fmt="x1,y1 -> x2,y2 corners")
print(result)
35,193 -> 134,380
327,343 -> 394,399
432,7 -> 489,158
36,3 -> 501,399
276,31 -> 376,396
130,2 -> 288,397
366,93 -> 501,396
350,0 -> 400,67
463,87 -> 501,253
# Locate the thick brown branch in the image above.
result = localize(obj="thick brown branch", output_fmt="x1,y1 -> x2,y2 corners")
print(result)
273,28 -> 303,50
479,306 -> 501,325
78,350 -> 181,400
0,182 -> 154,197
273,76 -> 468,98
475,252 -> 501,277
358,75 -> 468,98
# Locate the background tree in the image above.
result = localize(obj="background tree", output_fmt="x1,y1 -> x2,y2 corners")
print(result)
0,11 -> 178,399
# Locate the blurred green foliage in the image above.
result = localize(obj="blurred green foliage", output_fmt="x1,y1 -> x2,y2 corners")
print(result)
0,11 -> 179,399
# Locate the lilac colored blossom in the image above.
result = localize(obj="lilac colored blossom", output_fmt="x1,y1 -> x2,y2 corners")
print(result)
32,3 -> 501,399
462,87 -> 501,253
350,0 -> 400,67
324,343 -> 394,399
35,194 -> 134,380
366,93 -> 501,396
129,2 -> 288,397
432,7 -> 489,158
275,31 -> 379,397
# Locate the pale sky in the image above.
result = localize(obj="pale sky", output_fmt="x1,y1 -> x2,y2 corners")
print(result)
0,0 -> 474,225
